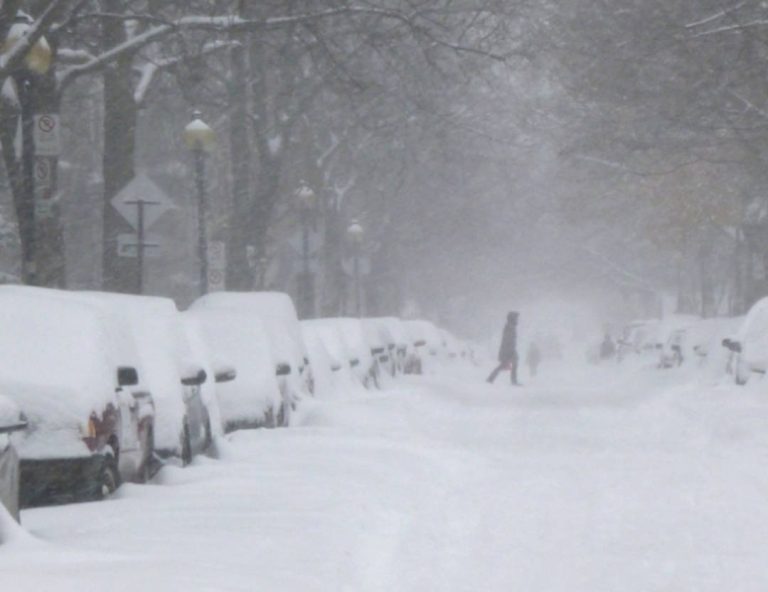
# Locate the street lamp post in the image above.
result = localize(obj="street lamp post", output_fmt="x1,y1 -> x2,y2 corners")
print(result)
184,111 -> 216,296
6,16 -> 52,285
295,182 -> 316,318
347,220 -> 364,317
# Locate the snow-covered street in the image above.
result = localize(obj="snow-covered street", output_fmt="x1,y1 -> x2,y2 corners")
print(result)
3,360 -> 768,592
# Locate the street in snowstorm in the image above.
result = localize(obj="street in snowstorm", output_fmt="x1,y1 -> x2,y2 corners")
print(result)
3,357 -> 767,592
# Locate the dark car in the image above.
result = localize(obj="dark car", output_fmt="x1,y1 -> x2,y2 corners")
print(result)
0,396 -> 27,521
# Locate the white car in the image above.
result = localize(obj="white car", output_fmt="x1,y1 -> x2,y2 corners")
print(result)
191,293 -> 313,416
188,308 -> 283,430
301,319 -> 360,394
723,298 -> 768,384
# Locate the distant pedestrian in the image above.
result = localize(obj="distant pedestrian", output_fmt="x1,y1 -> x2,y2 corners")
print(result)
526,342 -> 542,377
600,334 -> 616,360
487,312 -> 520,385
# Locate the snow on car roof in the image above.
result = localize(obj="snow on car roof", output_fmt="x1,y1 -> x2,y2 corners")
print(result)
0,288 -> 116,427
191,292 -> 306,367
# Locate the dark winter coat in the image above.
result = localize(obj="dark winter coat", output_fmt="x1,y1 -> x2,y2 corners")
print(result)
498,322 -> 518,363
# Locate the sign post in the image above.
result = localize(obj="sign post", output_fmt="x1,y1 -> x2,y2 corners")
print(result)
111,174 -> 173,294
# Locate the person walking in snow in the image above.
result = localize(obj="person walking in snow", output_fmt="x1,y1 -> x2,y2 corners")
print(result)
526,341 -> 541,377
487,311 -> 520,385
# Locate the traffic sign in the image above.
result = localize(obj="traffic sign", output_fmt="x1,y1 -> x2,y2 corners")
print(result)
33,114 -> 61,156
208,269 -> 226,291
208,240 -> 226,269
117,233 -> 163,258
208,240 -> 227,291
111,174 -> 174,230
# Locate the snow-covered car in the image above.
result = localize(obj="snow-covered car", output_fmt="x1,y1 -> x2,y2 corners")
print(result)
187,308 -> 283,431
191,293 -> 313,417
376,317 -> 411,373
657,316 -> 737,369
75,292 -> 215,465
0,396 -> 26,521
333,318 -> 377,387
616,319 -> 663,360
0,288 -> 152,507
300,325 -> 336,398
403,320 -> 443,374
361,319 -> 394,383
301,319 -> 361,394
722,298 -> 768,384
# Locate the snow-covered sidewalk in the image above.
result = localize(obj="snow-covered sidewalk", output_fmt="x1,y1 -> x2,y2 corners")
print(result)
2,361 -> 768,591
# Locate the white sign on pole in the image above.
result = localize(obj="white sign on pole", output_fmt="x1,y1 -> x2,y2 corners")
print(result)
208,240 -> 226,291
111,174 -> 174,230
33,114 -> 61,156
117,233 -> 163,258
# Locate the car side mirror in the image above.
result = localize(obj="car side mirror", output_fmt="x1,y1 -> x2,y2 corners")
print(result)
181,367 -> 207,386
214,365 -> 237,384
276,363 -> 291,377
117,366 -> 139,388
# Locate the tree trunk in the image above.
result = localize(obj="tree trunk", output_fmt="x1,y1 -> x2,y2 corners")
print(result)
226,30 -> 254,291
101,9 -> 139,293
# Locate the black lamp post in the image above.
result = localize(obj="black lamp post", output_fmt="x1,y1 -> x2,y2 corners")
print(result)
6,16 -> 52,285
347,220 -> 364,317
295,182 -> 316,318
184,111 -> 216,295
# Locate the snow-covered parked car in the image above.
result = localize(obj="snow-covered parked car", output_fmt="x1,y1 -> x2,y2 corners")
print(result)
0,396 -> 26,521
187,307 -> 282,431
656,315 -> 700,368
0,288 -> 153,507
403,320 -> 443,374
657,316 -> 739,369
76,293 -> 215,465
616,319 -> 663,361
722,297 -> 768,384
191,293 -> 313,416
333,318 -> 377,387
376,317 -> 411,373
301,319 -> 362,394
362,319 -> 394,383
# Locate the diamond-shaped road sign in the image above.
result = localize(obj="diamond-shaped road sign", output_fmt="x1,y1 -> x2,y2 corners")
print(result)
111,174 -> 174,230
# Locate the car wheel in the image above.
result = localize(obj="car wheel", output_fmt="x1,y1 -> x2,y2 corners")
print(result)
140,428 -> 155,483
98,457 -> 120,500
277,400 -> 290,427
203,414 -> 213,450
181,421 -> 192,466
